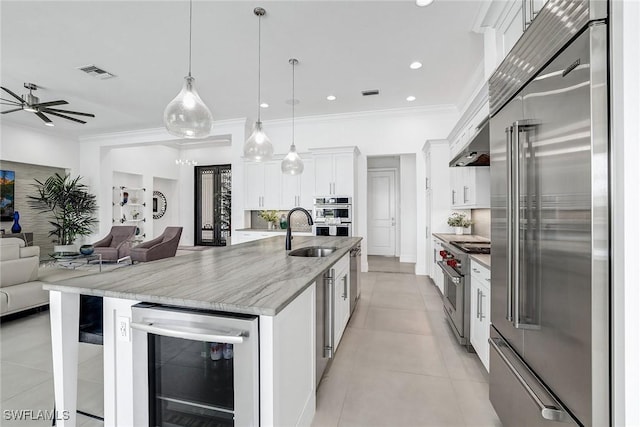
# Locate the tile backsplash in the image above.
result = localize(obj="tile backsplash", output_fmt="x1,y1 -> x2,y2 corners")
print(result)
250,210 -> 312,232
471,209 -> 491,239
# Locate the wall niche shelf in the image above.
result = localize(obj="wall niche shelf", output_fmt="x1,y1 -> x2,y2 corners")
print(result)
112,186 -> 147,242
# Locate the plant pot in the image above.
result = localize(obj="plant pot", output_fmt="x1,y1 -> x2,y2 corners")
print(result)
267,222 -> 275,230
54,244 -> 78,255
454,227 -> 464,235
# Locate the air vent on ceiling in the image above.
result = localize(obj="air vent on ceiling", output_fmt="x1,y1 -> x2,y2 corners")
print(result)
361,89 -> 379,96
77,64 -> 116,80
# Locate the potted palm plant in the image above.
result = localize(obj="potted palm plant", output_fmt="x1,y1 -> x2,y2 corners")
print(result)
28,173 -> 98,254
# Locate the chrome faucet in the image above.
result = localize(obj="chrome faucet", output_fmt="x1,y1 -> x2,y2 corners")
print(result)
285,207 -> 314,250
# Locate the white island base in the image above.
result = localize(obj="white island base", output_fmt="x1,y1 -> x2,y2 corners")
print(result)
49,285 -> 316,427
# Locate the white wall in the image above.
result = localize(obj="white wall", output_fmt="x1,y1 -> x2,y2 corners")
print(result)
1,123 -> 80,174
78,119 -> 247,245
262,106 -> 458,272
611,1 -> 640,425
152,177 -> 179,238
399,154 -> 416,263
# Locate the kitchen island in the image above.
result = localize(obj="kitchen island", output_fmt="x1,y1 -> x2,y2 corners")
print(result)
44,235 -> 361,427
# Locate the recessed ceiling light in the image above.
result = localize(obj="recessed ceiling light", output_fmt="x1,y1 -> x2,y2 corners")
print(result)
327,95 -> 336,101
416,0 -> 434,6
260,103 -> 269,108
410,61 -> 423,70
406,96 -> 416,102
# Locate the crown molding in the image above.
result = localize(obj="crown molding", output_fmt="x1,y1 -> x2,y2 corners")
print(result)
263,105 -> 458,127
78,117 -> 248,145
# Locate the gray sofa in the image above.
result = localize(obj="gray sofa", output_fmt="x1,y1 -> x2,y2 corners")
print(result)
0,237 -> 47,316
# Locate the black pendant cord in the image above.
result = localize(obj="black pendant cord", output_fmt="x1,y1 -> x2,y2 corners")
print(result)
188,0 -> 193,77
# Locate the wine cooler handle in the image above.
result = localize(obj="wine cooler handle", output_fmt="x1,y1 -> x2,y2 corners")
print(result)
130,321 -> 245,344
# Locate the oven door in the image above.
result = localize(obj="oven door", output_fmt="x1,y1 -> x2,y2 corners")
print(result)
313,205 -> 352,222
314,223 -> 351,236
438,261 -> 465,336
131,303 -> 259,427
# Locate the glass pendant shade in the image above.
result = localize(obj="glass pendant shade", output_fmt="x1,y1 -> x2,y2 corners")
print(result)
244,121 -> 274,161
281,144 -> 304,175
164,76 -> 213,139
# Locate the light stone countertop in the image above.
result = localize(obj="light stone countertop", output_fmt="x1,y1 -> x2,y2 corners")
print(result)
432,233 -> 491,244
43,236 -> 361,316
470,254 -> 491,269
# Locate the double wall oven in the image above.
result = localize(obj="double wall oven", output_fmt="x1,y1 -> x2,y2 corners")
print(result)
437,240 -> 490,348
313,197 -> 352,236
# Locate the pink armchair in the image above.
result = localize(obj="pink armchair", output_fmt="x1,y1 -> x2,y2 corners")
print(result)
130,227 -> 183,263
92,226 -> 136,262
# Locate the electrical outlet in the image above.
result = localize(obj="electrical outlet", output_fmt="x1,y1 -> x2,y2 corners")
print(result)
118,316 -> 130,342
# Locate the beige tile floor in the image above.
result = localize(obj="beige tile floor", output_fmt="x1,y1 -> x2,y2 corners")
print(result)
368,256 -> 416,274
0,261 -> 500,427
311,269 -> 501,427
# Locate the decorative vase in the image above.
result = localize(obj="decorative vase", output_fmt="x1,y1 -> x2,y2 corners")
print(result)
455,226 -> 464,235
267,222 -> 275,230
11,211 -> 21,233
79,244 -> 95,255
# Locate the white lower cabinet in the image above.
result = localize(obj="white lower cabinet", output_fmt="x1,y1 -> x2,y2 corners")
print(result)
333,254 -> 350,350
470,259 -> 491,372
232,230 -> 313,245
432,238 -> 445,294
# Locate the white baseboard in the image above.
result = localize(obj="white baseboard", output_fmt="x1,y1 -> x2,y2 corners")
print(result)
399,254 -> 417,263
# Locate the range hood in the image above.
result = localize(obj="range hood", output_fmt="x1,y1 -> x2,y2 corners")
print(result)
449,117 -> 490,167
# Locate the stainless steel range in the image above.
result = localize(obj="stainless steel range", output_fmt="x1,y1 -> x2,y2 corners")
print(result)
437,240 -> 490,348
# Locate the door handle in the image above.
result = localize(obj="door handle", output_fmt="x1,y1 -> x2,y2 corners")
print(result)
463,186 -> 469,203
489,337 -> 571,422
130,321 -> 245,344
391,217 -> 396,226
324,269 -> 335,358
451,190 -> 456,205
479,290 -> 485,320
343,275 -> 348,300
476,288 -> 481,319
506,125 -> 514,322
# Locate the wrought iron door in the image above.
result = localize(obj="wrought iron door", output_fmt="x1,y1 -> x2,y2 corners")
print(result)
195,165 -> 231,246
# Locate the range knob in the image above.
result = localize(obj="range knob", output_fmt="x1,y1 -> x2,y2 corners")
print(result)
439,250 -> 447,258
447,259 -> 459,268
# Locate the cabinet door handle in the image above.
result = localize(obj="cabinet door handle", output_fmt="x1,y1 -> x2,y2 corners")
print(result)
477,288 -> 481,319
452,190 -> 456,205
479,290 -> 485,320
463,186 -> 469,203
472,268 -> 480,273
343,275 -> 348,300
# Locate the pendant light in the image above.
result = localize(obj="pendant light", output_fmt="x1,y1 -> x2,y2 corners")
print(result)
163,0 -> 213,139
243,7 -> 274,161
281,58 -> 304,175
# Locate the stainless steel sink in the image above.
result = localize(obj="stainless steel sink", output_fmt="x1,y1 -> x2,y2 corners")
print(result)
288,246 -> 337,257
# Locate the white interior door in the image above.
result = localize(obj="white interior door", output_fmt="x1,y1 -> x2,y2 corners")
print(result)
367,170 -> 396,256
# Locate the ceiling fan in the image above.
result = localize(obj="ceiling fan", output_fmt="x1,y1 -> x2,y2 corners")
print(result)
1,83 -> 95,126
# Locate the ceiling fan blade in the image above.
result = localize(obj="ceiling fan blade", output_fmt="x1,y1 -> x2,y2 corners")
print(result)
33,100 -> 68,108
1,86 -> 24,103
42,107 -> 95,117
35,111 -> 54,125
1,97 -> 22,105
1,108 -> 23,114
45,110 -> 87,124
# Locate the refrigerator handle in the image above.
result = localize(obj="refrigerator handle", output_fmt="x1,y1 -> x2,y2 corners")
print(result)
505,126 -> 514,322
489,337 -> 572,423
512,121 -> 521,327
513,120 -> 540,329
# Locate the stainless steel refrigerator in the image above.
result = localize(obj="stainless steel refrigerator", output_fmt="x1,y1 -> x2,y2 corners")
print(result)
488,1 -> 609,426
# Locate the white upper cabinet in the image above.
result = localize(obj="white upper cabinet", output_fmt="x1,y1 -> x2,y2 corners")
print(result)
310,147 -> 359,197
451,167 -> 490,209
244,160 -> 282,210
281,158 -> 315,210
